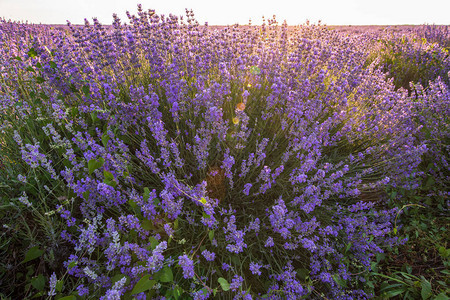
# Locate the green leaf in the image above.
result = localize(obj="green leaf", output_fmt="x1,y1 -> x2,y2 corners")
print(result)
425,176 -> 435,189
218,277 -> 230,291
22,246 -> 44,263
58,296 -> 76,300
421,280 -> 432,299
88,157 -> 104,175
436,280 -> 446,287
165,289 -> 173,298
131,275 -> 156,295
102,132 -> 110,147
36,77 -> 45,84
141,219 -> 153,231
174,219 -> 179,230
406,265 -> 412,274
149,236 -> 159,250
55,279 -> 63,292
250,66 -> 261,75
83,191 -> 90,201
69,107 -> 79,117
31,291 -> 44,299
26,66 -> 36,73
49,61 -> 57,69
231,255 -> 240,266
143,187 -> 151,201
173,285 -> 183,300
103,170 -> 117,187
374,272 -> 407,285
40,93 -> 49,101
27,48 -> 37,58
438,246 -> 449,258
344,242 -> 352,253
332,274 -> 347,288
90,112 -> 98,122
82,85 -> 90,97
384,288 -> 406,298
371,262 -> 378,273
390,191 -> 397,200
104,170 -> 114,181
68,261 -> 77,270
435,292 -> 449,300
31,274 -> 45,291
208,230 -> 214,242
128,199 -> 138,210
296,268 -> 310,281
154,266 -> 173,283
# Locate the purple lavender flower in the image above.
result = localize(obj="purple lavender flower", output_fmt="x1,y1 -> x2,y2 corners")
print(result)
18,191 -> 32,207
191,288 -> 211,300
242,183 -> 252,196
223,215 -> 247,253
265,237 -> 274,247
178,254 -> 195,279
101,276 -> 126,300
163,223 -> 174,237
48,273 -> 57,297
17,174 -> 27,183
230,275 -> 244,291
201,249 -> 216,262
147,241 -> 167,272
222,263 -> 231,271
247,218 -> 260,233
76,284 -> 89,297
249,262 -> 262,276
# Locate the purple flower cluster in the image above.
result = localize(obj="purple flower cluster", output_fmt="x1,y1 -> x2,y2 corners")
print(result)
367,29 -> 450,89
1,10 -> 448,300
178,254 -> 195,279
201,249 -> 216,262
223,215 -> 247,253
249,262 -> 263,276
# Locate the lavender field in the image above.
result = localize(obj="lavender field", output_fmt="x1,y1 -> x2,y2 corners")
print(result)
0,6 -> 449,300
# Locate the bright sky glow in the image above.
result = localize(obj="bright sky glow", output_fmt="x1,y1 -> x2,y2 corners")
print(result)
1,0 -> 449,26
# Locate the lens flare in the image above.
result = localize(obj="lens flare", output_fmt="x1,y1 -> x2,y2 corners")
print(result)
236,102 -> 245,111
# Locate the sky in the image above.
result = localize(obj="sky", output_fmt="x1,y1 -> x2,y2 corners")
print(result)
0,0 -> 449,26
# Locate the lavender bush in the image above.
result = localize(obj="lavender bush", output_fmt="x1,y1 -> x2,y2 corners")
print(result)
1,7 -> 448,300
365,28 -> 450,90
414,24 -> 450,49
